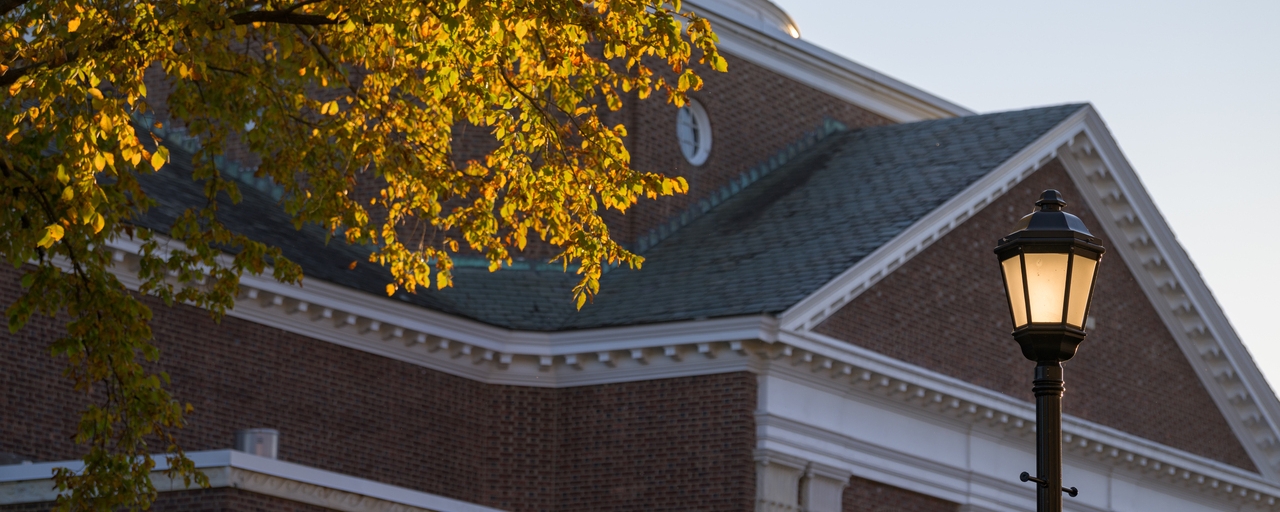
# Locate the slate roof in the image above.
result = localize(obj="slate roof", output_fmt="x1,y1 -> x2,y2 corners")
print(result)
138,103 -> 1086,331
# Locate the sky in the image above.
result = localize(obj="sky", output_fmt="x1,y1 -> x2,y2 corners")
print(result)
767,1 -> 1280,387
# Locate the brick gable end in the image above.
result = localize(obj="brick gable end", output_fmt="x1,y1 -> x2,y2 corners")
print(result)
814,159 -> 1257,472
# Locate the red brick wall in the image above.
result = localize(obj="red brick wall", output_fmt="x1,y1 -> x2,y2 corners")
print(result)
555,375 -> 756,511
0,271 -> 757,511
0,488 -> 336,512
814,160 -> 1257,472
843,476 -> 958,512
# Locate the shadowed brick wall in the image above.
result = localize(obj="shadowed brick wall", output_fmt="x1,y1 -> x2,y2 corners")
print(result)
843,475 -> 959,512
0,267 -> 756,511
814,160 -> 1257,472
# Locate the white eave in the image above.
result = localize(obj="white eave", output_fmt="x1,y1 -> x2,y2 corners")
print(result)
0,450 -> 503,512
684,0 -> 974,122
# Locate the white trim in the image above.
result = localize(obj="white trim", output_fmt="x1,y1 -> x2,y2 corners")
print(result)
777,105 -> 1093,332
776,104 -> 1280,482
752,328 -> 1280,510
0,450 -> 504,512
1057,111 -> 1280,482
684,0 -> 972,122
95,238 -> 780,387
677,97 -> 713,166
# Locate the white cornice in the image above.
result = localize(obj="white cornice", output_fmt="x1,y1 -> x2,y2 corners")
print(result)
777,103 -> 1280,483
101,235 -> 778,387
760,328 -> 1280,510
1057,110 -> 1280,483
683,0 -> 972,122
0,450 -> 503,512
778,106 -> 1094,333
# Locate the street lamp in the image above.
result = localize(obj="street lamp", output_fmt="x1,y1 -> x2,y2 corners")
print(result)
994,190 -> 1104,512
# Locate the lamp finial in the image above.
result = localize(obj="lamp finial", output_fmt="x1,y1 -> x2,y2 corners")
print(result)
1036,190 -> 1066,212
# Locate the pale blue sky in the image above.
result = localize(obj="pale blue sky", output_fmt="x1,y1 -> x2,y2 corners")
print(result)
769,1 -> 1280,386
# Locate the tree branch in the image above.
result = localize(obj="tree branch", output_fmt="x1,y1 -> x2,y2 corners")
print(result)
0,35 -> 122,88
0,0 -> 30,18
229,10 -> 338,26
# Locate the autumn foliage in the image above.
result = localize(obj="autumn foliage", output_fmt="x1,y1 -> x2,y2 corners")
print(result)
0,0 -> 722,508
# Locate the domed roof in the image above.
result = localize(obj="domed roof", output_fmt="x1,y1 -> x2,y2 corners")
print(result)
699,0 -> 800,38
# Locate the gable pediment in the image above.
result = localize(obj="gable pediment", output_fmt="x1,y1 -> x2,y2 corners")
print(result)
784,105 -> 1280,482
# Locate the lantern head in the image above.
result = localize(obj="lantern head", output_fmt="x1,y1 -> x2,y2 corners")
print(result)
995,190 -> 1105,363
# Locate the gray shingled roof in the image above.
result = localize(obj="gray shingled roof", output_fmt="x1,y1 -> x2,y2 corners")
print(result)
137,104 -> 1085,331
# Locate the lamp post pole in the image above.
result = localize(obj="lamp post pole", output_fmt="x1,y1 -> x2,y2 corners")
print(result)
995,190 -> 1103,512
1033,363 -> 1065,511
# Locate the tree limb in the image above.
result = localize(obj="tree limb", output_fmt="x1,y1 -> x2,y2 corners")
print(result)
229,10 -> 338,26
0,0 -> 30,18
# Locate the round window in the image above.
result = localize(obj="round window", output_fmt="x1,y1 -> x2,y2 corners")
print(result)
676,98 -> 712,166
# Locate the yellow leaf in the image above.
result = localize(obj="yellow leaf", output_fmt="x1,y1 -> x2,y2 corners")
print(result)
56,165 -> 69,184
68,18 -> 80,33
88,88 -> 103,100
91,213 -> 104,234
37,224 -> 63,248
61,186 -> 74,202
92,154 -> 105,171
151,146 -> 168,170
385,283 -> 396,296
712,55 -> 728,72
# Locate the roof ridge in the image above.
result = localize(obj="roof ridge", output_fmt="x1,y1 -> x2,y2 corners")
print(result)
634,118 -> 849,253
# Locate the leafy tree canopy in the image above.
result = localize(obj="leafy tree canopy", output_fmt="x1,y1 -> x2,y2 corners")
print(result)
0,0 -> 722,508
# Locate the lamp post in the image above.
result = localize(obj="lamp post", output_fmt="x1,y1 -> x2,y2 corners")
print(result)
994,190 -> 1104,512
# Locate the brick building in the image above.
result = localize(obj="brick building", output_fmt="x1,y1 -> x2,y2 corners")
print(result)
4,0 -> 1280,511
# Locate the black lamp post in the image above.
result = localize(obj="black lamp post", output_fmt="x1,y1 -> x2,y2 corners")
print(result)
994,190 -> 1104,512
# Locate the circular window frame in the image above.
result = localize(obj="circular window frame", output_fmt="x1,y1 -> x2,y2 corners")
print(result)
675,98 -> 712,166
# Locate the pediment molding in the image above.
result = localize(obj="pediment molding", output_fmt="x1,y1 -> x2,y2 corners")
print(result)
778,104 -> 1280,483
1059,111 -> 1280,482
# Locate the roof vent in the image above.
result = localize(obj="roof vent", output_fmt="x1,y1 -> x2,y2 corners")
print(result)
234,428 -> 279,459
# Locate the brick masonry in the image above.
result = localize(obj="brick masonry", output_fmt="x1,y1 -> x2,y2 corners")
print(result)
842,475 -> 958,512
814,159 -> 1257,472
0,266 -> 756,511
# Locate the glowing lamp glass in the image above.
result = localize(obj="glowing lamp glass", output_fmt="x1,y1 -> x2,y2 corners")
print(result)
999,250 -> 1099,330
